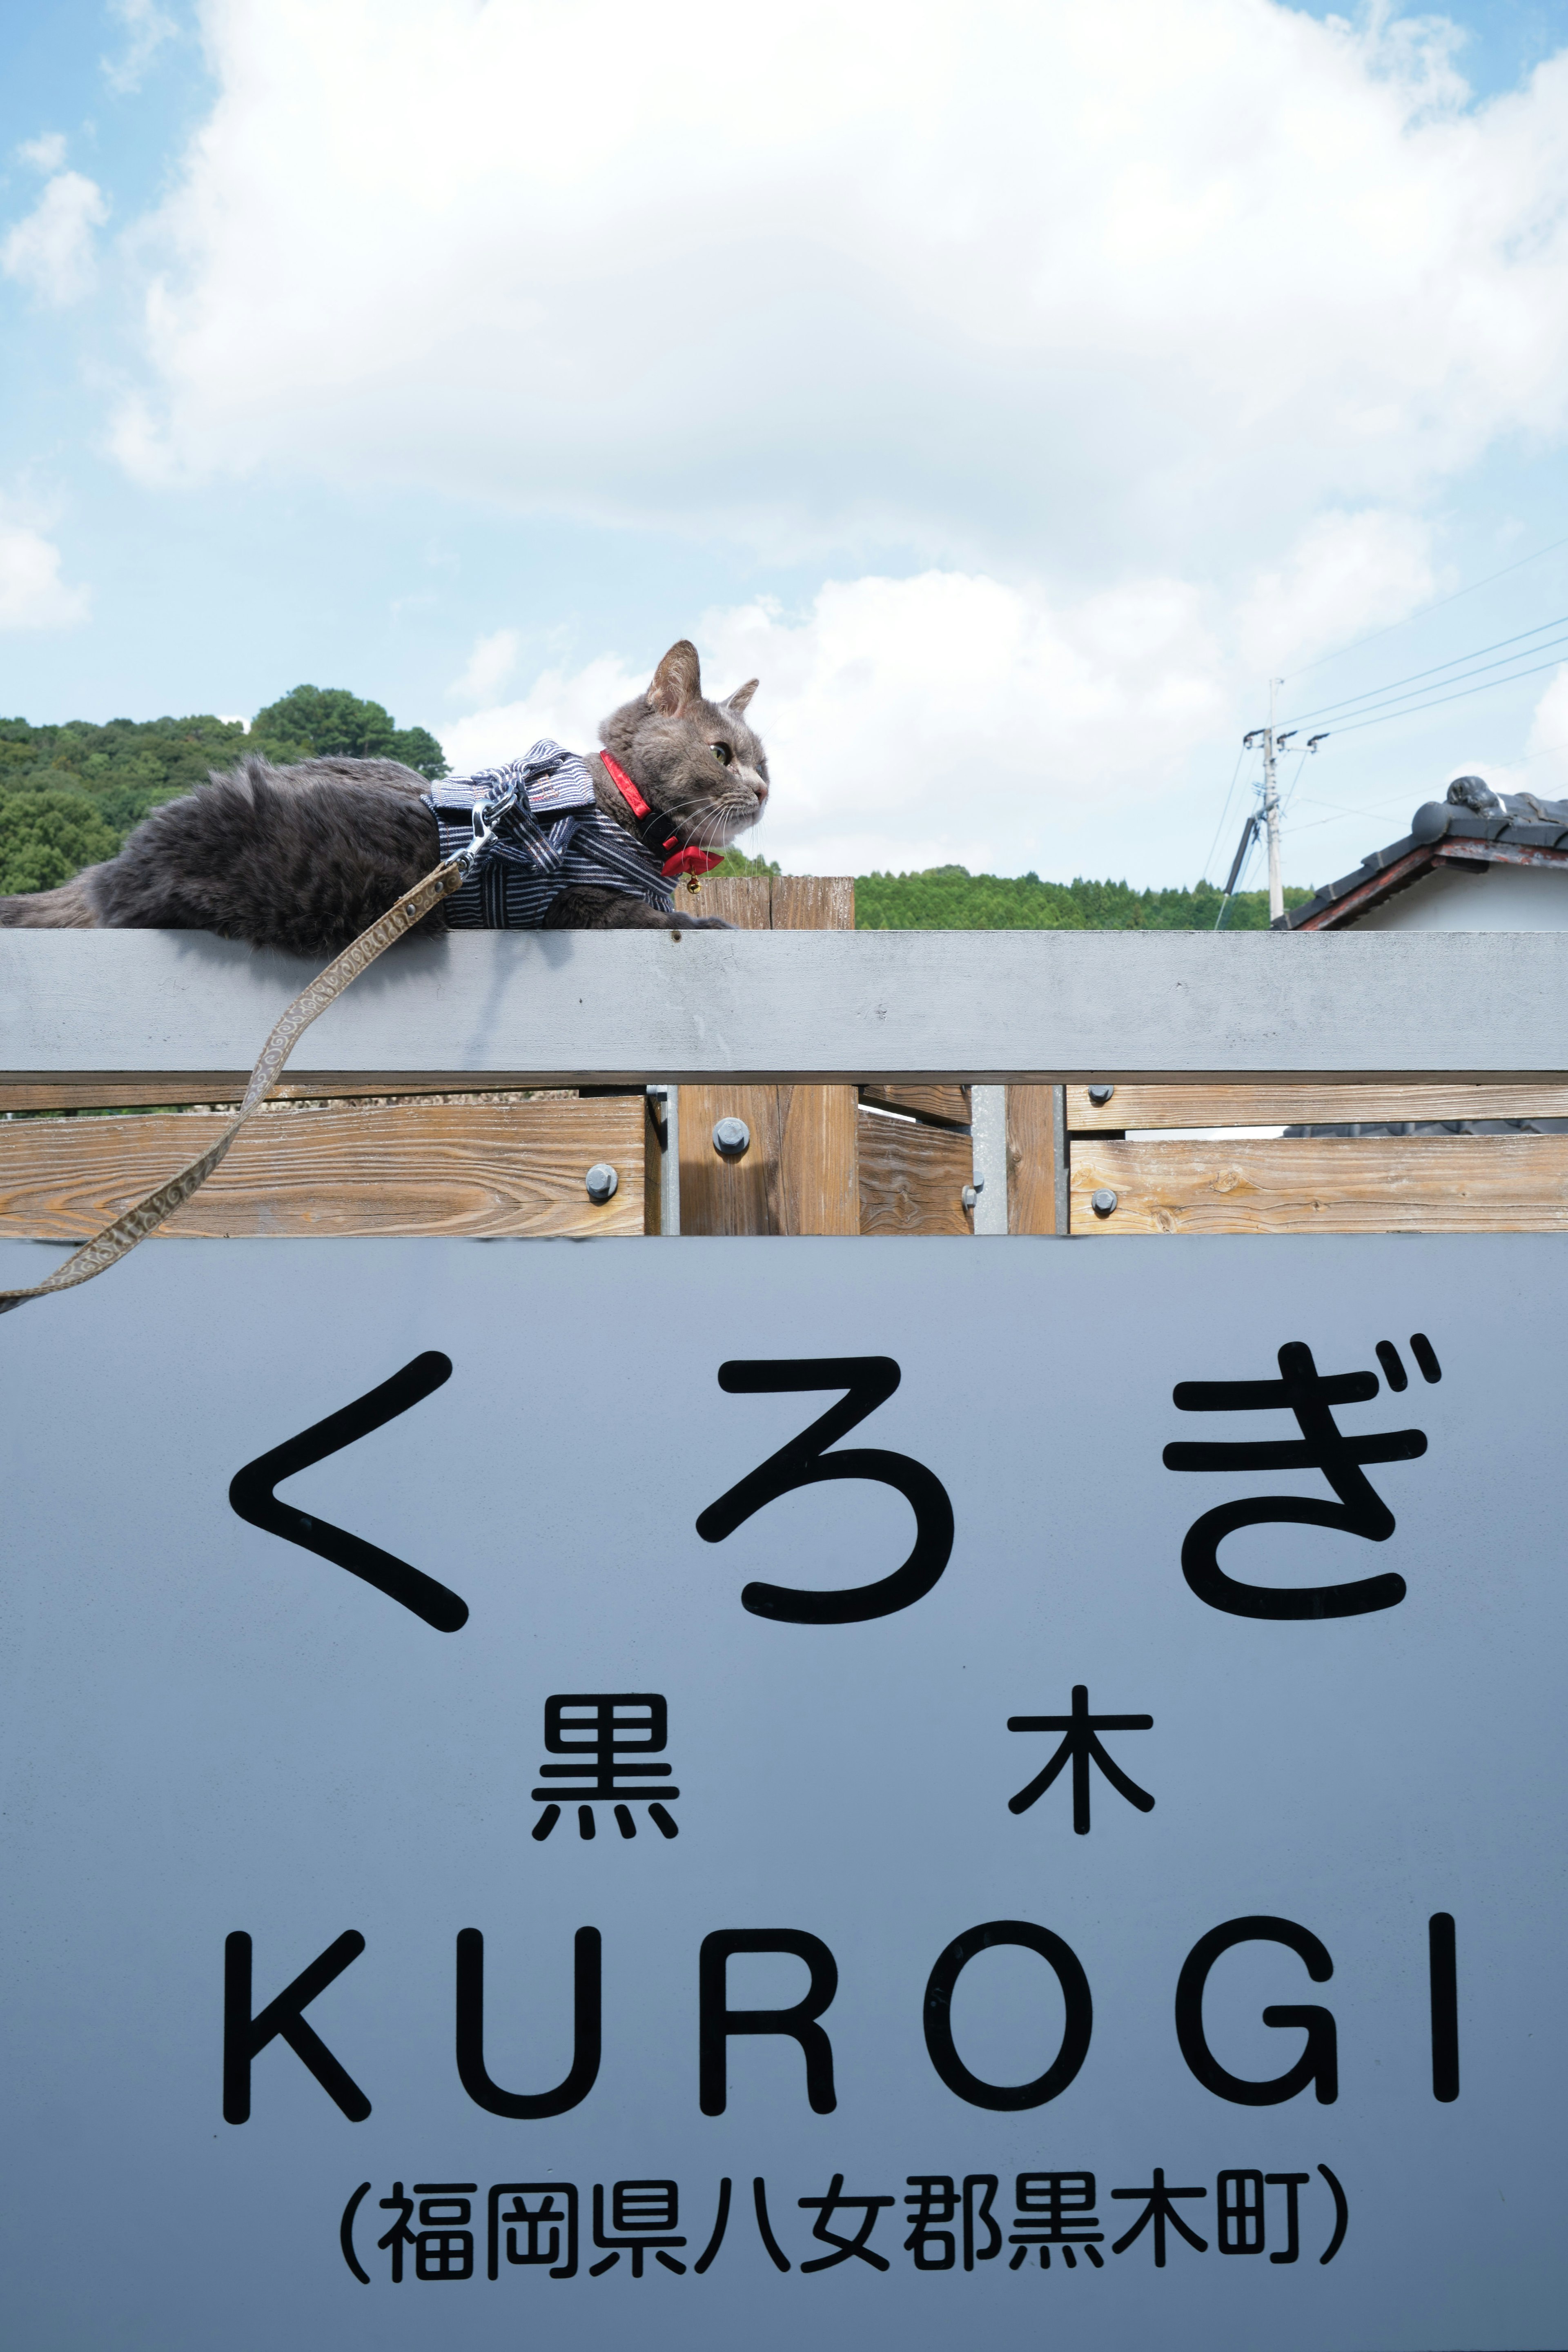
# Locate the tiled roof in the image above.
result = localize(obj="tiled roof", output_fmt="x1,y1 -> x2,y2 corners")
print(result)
1273,775 -> 1568,930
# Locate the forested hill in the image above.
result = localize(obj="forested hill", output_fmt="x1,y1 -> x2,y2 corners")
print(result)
855,864 -> 1310,929
717,853 -> 1312,930
0,688 -> 446,895
0,699 -> 1305,925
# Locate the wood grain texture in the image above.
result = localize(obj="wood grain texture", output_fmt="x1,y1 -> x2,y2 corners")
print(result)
859,1084 -> 971,1126
1070,1135 -> 1568,1234
1067,1082 -> 1568,1131
677,1085 -> 859,1234
0,1074 -> 561,1112
773,875 -> 855,931
857,1109 -> 974,1235
685,876 -> 771,930
778,1086 -> 860,1234
643,1093 -> 666,1235
1007,1085 -> 1060,1234
673,874 -> 857,1232
0,1096 -> 644,1240
768,884 -> 856,1224
677,1084 -> 779,1234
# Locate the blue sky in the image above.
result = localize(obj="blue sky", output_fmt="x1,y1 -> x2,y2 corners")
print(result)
4,0 -> 1568,890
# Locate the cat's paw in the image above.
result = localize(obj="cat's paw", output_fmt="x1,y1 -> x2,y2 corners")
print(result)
675,914 -> 734,930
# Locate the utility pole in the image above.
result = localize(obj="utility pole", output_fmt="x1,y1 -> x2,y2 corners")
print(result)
1262,677 -> 1283,924
1237,684 -> 1310,926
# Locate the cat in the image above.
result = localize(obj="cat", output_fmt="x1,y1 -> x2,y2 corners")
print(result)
0,640 -> 768,956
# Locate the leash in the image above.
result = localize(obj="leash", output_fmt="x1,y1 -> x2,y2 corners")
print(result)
0,782 -> 526,1318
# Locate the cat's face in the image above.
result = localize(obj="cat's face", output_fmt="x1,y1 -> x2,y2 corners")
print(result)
599,640 -> 769,854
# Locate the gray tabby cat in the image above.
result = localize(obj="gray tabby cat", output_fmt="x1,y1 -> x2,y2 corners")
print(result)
0,640 -> 768,954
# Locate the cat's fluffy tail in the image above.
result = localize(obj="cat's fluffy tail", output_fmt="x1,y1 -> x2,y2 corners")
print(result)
0,873 -> 103,927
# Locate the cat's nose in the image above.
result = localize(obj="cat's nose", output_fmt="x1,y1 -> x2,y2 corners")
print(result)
753,777 -> 769,805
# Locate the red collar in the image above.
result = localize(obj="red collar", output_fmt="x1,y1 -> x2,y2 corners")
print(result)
599,751 -> 724,879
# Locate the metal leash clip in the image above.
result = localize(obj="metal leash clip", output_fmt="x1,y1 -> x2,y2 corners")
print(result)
458,781 -> 524,872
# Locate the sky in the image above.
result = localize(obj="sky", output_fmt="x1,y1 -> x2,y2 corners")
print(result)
4,0 -> 1568,891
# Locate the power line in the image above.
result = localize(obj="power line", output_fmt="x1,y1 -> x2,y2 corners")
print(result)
1288,628 -> 1568,731
1278,747 -> 1311,821
1325,648 -> 1568,737
1285,789 -> 1418,837
1285,611 -> 1568,724
1283,527 -> 1568,682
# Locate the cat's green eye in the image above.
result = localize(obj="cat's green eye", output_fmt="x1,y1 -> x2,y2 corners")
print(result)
710,742 -> 732,766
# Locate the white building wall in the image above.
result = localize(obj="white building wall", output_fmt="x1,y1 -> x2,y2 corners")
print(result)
1348,861 -> 1568,931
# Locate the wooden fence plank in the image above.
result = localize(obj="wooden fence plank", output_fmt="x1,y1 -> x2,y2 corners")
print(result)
662,880 -> 768,1233
778,1086 -> 860,1235
773,876 -> 855,931
0,1096 -> 644,1241
766,884 -> 857,1226
858,1110 -> 974,1235
677,1083 -> 780,1234
644,1093 -> 666,1235
0,1074 -> 577,1113
1070,1135 -> 1568,1235
1007,1085 -> 1060,1234
859,1084 -> 971,1126
1067,1082 -> 1568,1131
772,881 -> 858,1230
678,875 -> 858,1233
684,876 -> 771,930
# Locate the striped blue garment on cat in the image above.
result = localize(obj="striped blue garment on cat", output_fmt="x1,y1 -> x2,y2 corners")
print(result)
426,739 -> 674,927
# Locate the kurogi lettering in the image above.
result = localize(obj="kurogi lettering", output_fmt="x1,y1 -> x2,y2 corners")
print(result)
699,1929 -> 838,2115
696,1358 -> 954,1623
1007,1686 -> 1154,1833
223,1928 -> 370,2124
227,1351 -> 468,1633
1008,2172 -> 1105,2269
924,1921 -> 1092,2111
455,1927 -> 601,2118
531,1694 -> 679,1842
1175,1916 -> 1338,2106
1110,2170 -> 1208,2265
1163,1339 -> 1428,1619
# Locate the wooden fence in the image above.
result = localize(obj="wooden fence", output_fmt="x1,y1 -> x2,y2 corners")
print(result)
4,892 -> 1568,1240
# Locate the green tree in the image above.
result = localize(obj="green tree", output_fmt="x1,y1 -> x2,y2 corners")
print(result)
251,685 -> 447,780
0,790 -> 121,894
712,847 -> 782,879
0,691 -> 451,894
852,865 -> 1312,930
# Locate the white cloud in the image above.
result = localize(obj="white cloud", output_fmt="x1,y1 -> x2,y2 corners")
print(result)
101,0 -> 178,96
442,654 -> 649,777
1509,666 -> 1568,794
1236,510 -> 1440,675
2,171 -> 109,306
0,521 -> 91,630
18,133 -> 68,173
447,626 -> 520,707
441,574 -> 1230,875
115,0 -> 1568,580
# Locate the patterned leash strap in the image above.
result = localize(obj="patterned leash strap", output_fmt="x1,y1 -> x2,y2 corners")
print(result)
0,853 -> 470,1317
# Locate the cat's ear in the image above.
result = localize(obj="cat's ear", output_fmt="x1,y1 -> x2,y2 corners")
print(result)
726,679 -> 760,715
647,639 -> 702,716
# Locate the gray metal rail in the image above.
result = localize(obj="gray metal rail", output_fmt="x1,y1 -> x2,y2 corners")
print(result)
2,927 -> 1564,1085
